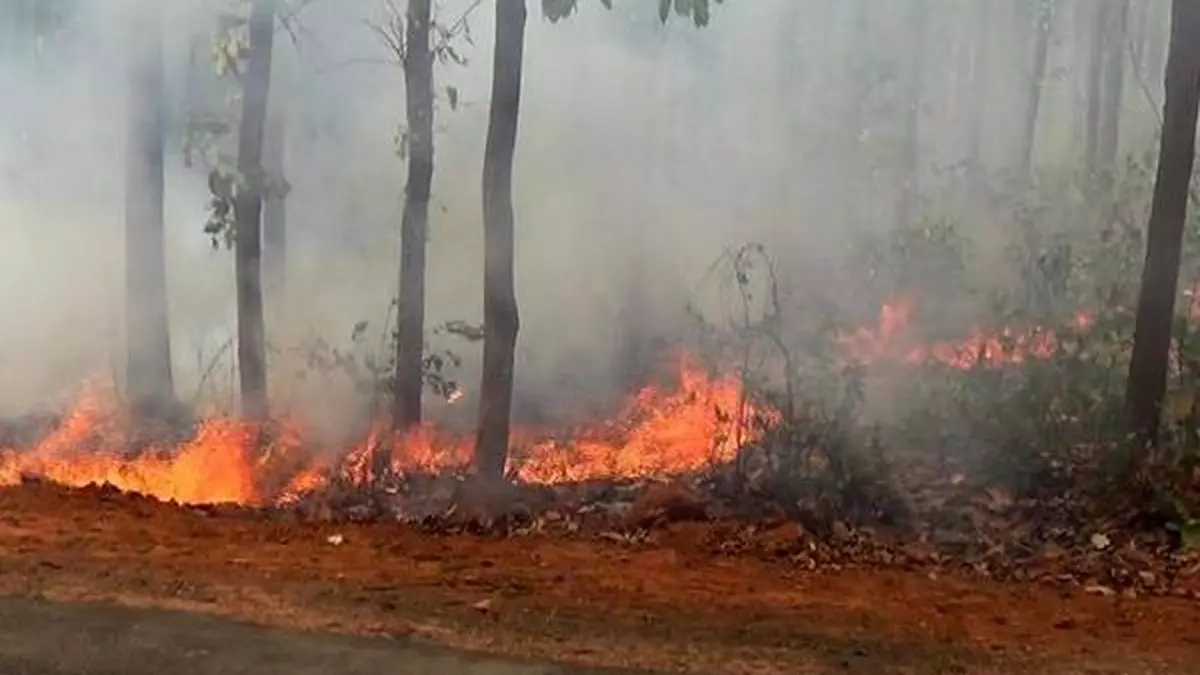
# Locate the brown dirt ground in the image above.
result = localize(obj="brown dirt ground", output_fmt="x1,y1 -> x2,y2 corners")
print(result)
1,483 -> 1198,674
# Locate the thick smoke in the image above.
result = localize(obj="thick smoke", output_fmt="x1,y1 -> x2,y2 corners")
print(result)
0,0 -> 1168,437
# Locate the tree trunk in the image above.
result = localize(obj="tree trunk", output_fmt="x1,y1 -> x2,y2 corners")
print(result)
1145,0 -> 1171,102
475,0 -> 526,479
1085,0 -> 1111,177
1097,0 -> 1129,188
392,0 -> 435,435
1130,0 -> 1148,78
234,0 -> 276,421
967,0 -> 991,196
1019,0 -> 1056,180
844,0 -> 870,226
263,93 -> 287,318
897,0 -> 927,229
8,0 -> 34,67
124,0 -> 176,420
1125,0 -> 1200,448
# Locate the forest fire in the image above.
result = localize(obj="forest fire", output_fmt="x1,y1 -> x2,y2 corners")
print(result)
0,300 -> 1101,508
837,296 -> 1094,369
0,357 -> 760,507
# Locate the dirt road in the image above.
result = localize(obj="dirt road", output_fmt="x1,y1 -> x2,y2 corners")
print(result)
0,597 -> 627,675
1,483 -> 1198,674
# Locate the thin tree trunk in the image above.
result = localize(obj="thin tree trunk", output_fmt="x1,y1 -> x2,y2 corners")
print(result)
1070,0 -> 1091,157
1125,0 -> 1200,448
967,0 -> 991,195
1098,0 -> 1130,187
9,0 -> 34,67
392,0 -> 435,436
897,0 -> 927,229
263,95 -> 287,317
1145,0 -> 1171,102
841,0 -> 870,231
1130,0 -> 1148,77
945,3 -> 972,154
475,0 -> 526,479
234,0 -> 276,421
1020,0 -> 1056,180
1085,0 -> 1111,178
124,0 -> 176,420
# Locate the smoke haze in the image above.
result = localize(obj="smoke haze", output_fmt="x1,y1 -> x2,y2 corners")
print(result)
0,0 -> 1170,435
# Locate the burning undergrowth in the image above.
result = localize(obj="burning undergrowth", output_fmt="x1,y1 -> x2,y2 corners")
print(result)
4,289 -> 1200,601
0,355 -> 767,507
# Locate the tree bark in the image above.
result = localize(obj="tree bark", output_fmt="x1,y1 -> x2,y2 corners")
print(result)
392,0 -> 435,435
234,0 -> 276,421
1019,0 -> 1056,180
1145,0 -> 1171,102
7,0 -> 34,67
1085,0 -> 1111,177
1097,0 -> 1129,187
124,0 -> 176,420
1130,0 -> 1148,78
475,0 -> 526,479
263,91 -> 287,318
896,0 -> 927,229
967,0 -> 991,197
843,0 -> 871,229
1125,0 -> 1200,448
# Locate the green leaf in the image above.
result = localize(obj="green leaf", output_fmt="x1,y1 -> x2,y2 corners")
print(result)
1183,520 -> 1200,551
541,0 -> 579,22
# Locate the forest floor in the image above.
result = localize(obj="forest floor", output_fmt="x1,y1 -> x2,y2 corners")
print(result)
1,482 -> 1199,675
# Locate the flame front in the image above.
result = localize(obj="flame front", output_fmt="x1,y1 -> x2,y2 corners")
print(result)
2,301 -> 1085,508
837,296 -> 1092,369
0,383 -> 265,504
0,358 -> 761,506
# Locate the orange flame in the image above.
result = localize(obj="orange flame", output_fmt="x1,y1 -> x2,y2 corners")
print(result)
837,296 -> 1092,369
0,357 -> 761,506
2,301 -> 1093,508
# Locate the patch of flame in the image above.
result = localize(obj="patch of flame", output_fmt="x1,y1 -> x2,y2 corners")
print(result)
0,357 -> 762,506
837,296 -> 1093,369
5,298 -> 1082,508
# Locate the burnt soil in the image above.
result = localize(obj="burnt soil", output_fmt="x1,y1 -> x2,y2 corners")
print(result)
1,482 -> 1199,674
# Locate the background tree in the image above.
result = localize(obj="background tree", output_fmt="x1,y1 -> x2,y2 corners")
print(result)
1125,0 -> 1200,448
393,0 -> 435,435
1097,0 -> 1129,192
262,80 -> 288,319
1083,0 -> 1109,179
1019,0 -> 1056,180
473,0 -> 726,476
542,0 -> 721,27
966,0 -> 991,185
124,0 -> 176,421
475,0 -> 527,478
234,0 -> 278,421
896,0 -> 927,229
